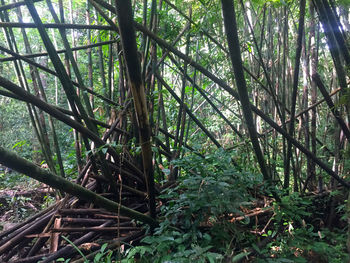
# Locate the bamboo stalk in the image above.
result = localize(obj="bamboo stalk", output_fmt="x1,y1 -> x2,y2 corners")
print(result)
0,40 -> 117,62
50,226 -> 140,232
0,22 -> 114,30
0,211 -> 54,256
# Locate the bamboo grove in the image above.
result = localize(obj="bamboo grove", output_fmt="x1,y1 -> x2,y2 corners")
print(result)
0,0 -> 349,260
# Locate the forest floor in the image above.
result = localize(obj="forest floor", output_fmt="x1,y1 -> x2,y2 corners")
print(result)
0,183 -> 56,230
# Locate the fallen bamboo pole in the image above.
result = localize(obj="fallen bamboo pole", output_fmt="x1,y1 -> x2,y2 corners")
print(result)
50,226 -> 140,232
0,211 -> 54,255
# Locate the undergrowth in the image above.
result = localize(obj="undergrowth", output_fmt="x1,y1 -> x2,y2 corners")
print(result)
121,150 -> 348,262
57,150 -> 349,262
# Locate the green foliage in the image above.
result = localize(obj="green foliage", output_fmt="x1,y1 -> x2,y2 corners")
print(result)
0,170 -> 31,189
273,192 -> 312,225
123,150 -> 261,262
122,150 -> 348,262
56,242 -> 115,263
3,195 -> 32,222
339,89 -> 350,108
250,190 -> 349,263
262,227 -> 349,263
92,243 -> 114,263
168,151 -> 260,219
0,98 -> 33,159
265,0 -> 291,6
88,141 -> 124,156
56,258 -> 71,263
123,237 -> 223,263
338,0 -> 350,8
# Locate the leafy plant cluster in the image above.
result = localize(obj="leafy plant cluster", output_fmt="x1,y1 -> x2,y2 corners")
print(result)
259,226 -> 348,263
122,149 -> 262,262
260,192 -> 349,263
119,150 -> 349,263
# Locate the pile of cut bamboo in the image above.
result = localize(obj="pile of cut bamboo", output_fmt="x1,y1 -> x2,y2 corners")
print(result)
0,175 -> 149,262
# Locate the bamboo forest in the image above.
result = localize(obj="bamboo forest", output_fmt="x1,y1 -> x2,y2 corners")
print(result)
0,0 -> 349,262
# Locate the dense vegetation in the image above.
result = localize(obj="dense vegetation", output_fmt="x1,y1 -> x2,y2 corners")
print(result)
0,0 -> 349,262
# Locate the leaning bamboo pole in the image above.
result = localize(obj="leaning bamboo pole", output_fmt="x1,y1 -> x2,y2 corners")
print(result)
0,146 -> 157,227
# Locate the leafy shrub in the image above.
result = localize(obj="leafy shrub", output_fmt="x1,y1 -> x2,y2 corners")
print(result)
123,150 -> 261,262
259,193 -> 349,263
262,227 -> 349,263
